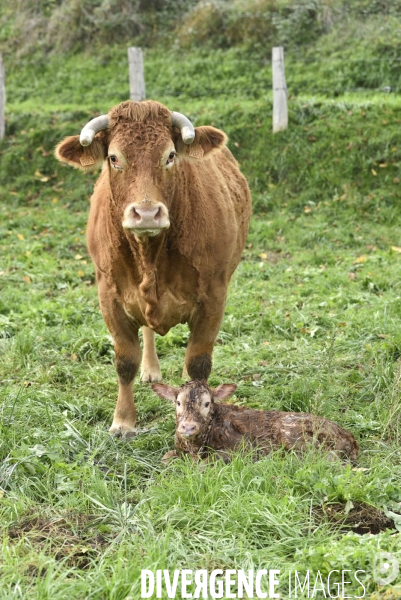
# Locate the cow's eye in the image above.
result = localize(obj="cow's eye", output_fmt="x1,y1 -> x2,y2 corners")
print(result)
166,151 -> 176,165
204,402 -> 210,408
176,401 -> 180,406
108,155 -> 122,169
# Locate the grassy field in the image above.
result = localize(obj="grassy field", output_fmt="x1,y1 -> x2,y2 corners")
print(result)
1,42 -> 401,598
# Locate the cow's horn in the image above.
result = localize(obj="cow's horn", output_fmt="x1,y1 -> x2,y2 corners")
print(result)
79,115 -> 110,147
171,112 -> 195,144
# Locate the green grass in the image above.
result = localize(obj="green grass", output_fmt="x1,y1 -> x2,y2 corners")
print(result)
1,42 -> 401,598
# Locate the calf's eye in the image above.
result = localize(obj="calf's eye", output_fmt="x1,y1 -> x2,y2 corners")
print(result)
176,401 -> 181,406
204,402 -> 210,408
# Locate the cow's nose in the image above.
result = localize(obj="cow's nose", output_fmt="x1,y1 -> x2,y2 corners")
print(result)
132,205 -> 162,226
122,201 -> 170,235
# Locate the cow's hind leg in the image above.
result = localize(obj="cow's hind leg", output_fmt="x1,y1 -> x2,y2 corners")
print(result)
140,327 -> 162,383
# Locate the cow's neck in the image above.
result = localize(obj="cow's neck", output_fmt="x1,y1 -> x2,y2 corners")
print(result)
129,232 -> 167,322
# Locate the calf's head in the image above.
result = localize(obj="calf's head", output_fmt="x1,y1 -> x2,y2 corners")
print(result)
152,380 -> 237,440
55,100 -> 227,240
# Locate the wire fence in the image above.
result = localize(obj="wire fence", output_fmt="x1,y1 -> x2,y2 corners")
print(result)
2,50 -> 401,139
144,53 -> 401,97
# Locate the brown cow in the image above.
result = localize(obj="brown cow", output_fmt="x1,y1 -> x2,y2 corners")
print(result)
152,380 -> 359,463
55,101 -> 251,437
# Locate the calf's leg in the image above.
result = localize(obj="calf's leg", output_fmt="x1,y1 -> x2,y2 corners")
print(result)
140,326 -> 162,383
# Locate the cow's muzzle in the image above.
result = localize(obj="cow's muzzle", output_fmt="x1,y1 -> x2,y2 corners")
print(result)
122,201 -> 170,237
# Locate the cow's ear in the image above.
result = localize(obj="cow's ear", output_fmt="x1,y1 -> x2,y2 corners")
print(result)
174,126 -> 227,160
213,383 -> 237,400
151,383 -> 179,402
55,134 -> 107,171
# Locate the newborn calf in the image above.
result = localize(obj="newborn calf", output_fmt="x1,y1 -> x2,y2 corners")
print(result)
152,380 -> 359,462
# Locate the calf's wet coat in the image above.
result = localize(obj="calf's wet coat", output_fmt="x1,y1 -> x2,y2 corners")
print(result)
152,380 -> 359,463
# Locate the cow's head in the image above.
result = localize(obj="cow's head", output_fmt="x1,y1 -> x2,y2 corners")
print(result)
55,101 -> 227,240
152,380 -> 237,439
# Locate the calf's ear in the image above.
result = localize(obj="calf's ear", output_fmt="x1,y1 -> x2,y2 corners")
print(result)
151,383 -> 178,402
213,383 -> 237,400
174,126 -> 227,159
55,134 -> 107,171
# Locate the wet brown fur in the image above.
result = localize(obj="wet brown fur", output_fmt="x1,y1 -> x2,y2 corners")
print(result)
161,381 -> 359,463
54,101 -> 252,435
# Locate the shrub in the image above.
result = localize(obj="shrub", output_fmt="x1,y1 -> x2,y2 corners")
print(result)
46,0 -> 143,52
1,0 -> 401,57
177,0 -> 341,50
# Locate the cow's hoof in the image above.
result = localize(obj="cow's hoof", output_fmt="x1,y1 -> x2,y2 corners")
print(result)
109,424 -> 136,439
140,368 -> 162,383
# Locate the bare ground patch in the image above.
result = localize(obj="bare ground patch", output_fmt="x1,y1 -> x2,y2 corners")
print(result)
8,512 -> 109,570
315,501 -> 396,535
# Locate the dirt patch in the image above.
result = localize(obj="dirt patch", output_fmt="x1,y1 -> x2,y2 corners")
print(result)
8,512 -> 108,570
263,250 -> 292,264
315,501 -> 396,535
243,248 -> 292,265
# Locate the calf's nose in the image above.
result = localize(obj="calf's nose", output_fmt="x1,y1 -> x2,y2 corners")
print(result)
179,422 -> 198,437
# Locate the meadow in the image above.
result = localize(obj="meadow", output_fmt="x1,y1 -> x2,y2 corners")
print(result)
1,26 -> 401,600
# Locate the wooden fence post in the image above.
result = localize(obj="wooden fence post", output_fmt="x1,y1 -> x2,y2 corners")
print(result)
272,47 -> 288,133
128,47 -> 145,102
0,53 -> 5,140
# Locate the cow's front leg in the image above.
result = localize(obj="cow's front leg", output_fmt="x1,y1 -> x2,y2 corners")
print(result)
99,292 -> 141,437
184,303 -> 224,380
110,330 -> 141,437
110,334 -> 141,437
140,326 -> 162,383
